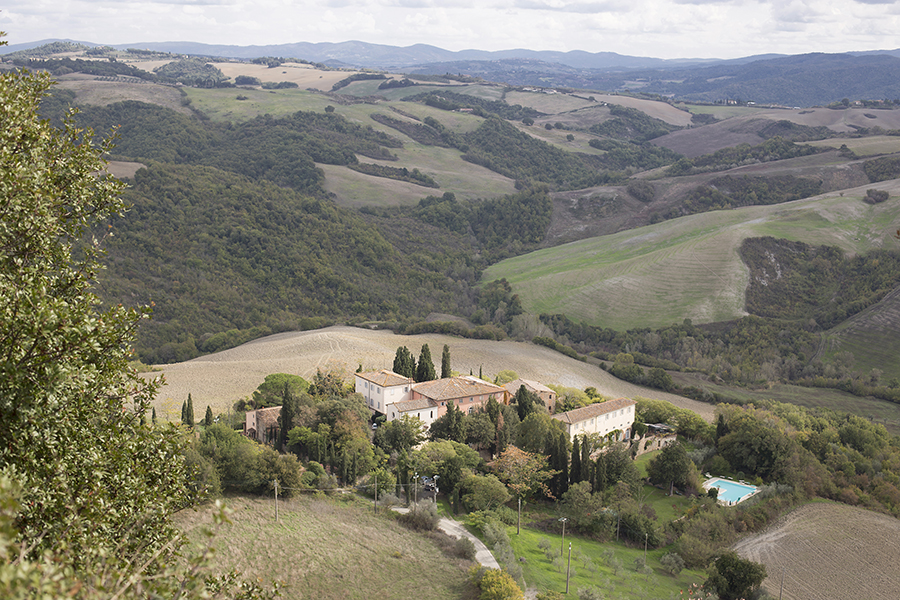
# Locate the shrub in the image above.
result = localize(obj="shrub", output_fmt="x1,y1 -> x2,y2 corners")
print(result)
398,500 -> 440,531
454,536 -> 477,560
660,552 -> 685,575
470,567 -> 525,600
865,189 -> 889,204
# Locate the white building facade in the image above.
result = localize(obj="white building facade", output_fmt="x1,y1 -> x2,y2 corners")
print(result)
354,369 -> 413,415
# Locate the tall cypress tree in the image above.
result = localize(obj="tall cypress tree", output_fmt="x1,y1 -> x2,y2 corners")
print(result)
393,346 -> 415,378
571,436 -> 582,485
204,405 -> 213,427
277,383 -> 295,452
415,344 -> 436,382
580,434 -> 592,483
186,393 -> 194,428
558,431 -> 569,497
180,401 -> 187,426
441,344 -> 451,379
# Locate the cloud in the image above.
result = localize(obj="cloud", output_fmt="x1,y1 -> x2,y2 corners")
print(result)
512,0 -> 629,12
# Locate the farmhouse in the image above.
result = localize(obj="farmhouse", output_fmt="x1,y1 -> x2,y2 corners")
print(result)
354,369 -> 413,415
387,375 -> 508,428
552,397 -> 636,443
244,405 -> 281,444
502,378 -> 557,412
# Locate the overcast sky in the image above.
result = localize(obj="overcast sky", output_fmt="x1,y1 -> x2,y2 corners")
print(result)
3,0 -> 899,60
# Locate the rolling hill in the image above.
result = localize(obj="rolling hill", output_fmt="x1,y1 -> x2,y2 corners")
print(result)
483,182 -> 900,331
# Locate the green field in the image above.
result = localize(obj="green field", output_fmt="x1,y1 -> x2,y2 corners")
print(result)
505,496 -> 705,599
807,136 -> 900,157
180,494 -> 476,600
483,187 -> 900,331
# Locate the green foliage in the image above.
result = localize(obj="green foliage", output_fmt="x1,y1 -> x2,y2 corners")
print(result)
647,443 -> 695,491
10,56 -> 159,81
589,103 -> 681,141
235,75 -> 262,86
370,112 -> 460,147
416,343 -> 437,382
409,90 -> 542,121
672,175 -> 822,217
441,344 -> 452,378
252,373 -> 311,409
741,237 -> 900,329
864,155 -> 900,182
470,567 -> 525,600
865,188 -> 890,204
0,63 -> 281,598
154,57 -> 229,87
397,500 -> 440,531
586,137 -> 682,171
666,136 -> 824,176
626,179 -> 656,202
393,345 -> 416,378
703,551 -> 767,600
348,162 -> 439,187
332,72 -> 387,91
462,117 -> 613,189
462,474 -> 512,511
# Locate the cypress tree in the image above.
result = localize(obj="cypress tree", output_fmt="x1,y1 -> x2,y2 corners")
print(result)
571,436 -> 582,485
581,434 -> 592,483
204,405 -> 213,427
276,382 -> 295,451
441,344 -> 451,379
514,385 -> 536,421
152,407 -> 157,424
180,401 -> 186,426
558,431 -> 569,497
415,344 -> 436,382
186,393 -> 194,428
393,346 -> 415,379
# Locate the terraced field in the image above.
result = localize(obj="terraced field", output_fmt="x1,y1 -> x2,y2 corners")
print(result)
484,182 -> 900,331
733,502 -> 900,600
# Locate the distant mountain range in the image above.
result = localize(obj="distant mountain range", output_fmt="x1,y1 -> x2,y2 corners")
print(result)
6,39 -> 900,107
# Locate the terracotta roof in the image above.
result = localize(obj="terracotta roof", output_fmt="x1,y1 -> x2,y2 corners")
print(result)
357,369 -> 413,388
394,397 -> 437,412
552,397 -> 636,425
255,406 -> 282,429
503,378 -> 554,395
412,376 -> 505,402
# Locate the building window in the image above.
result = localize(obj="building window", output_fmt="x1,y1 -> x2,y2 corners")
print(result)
430,411 -> 433,419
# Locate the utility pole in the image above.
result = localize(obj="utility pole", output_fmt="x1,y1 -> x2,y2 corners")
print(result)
559,517 -> 568,557
643,532 -> 648,565
374,472 -> 377,515
274,479 -> 279,522
565,542 -> 572,594
517,497 -> 521,535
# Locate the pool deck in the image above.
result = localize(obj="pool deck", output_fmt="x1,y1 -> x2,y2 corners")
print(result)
702,476 -> 760,506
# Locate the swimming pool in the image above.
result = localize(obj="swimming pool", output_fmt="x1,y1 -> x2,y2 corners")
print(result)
703,477 -> 758,506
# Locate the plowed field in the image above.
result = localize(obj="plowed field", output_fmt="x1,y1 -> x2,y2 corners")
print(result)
733,502 -> 900,600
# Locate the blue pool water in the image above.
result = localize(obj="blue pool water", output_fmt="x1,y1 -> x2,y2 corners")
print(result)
705,478 -> 758,505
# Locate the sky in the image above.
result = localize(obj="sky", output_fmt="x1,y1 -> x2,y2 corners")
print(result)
2,0 -> 900,60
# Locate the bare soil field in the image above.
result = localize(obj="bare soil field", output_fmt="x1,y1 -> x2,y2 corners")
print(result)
655,108 -> 900,158
106,160 -> 146,179
733,502 -> 900,600
56,76 -> 193,114
146,326 -> 715,422
209,62 -> 355,92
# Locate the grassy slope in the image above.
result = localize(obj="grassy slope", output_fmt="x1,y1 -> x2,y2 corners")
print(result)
508,494 -> 705,598
483,182 -> 900,332
179,495 -> 476,600
184,87 -> 517,205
